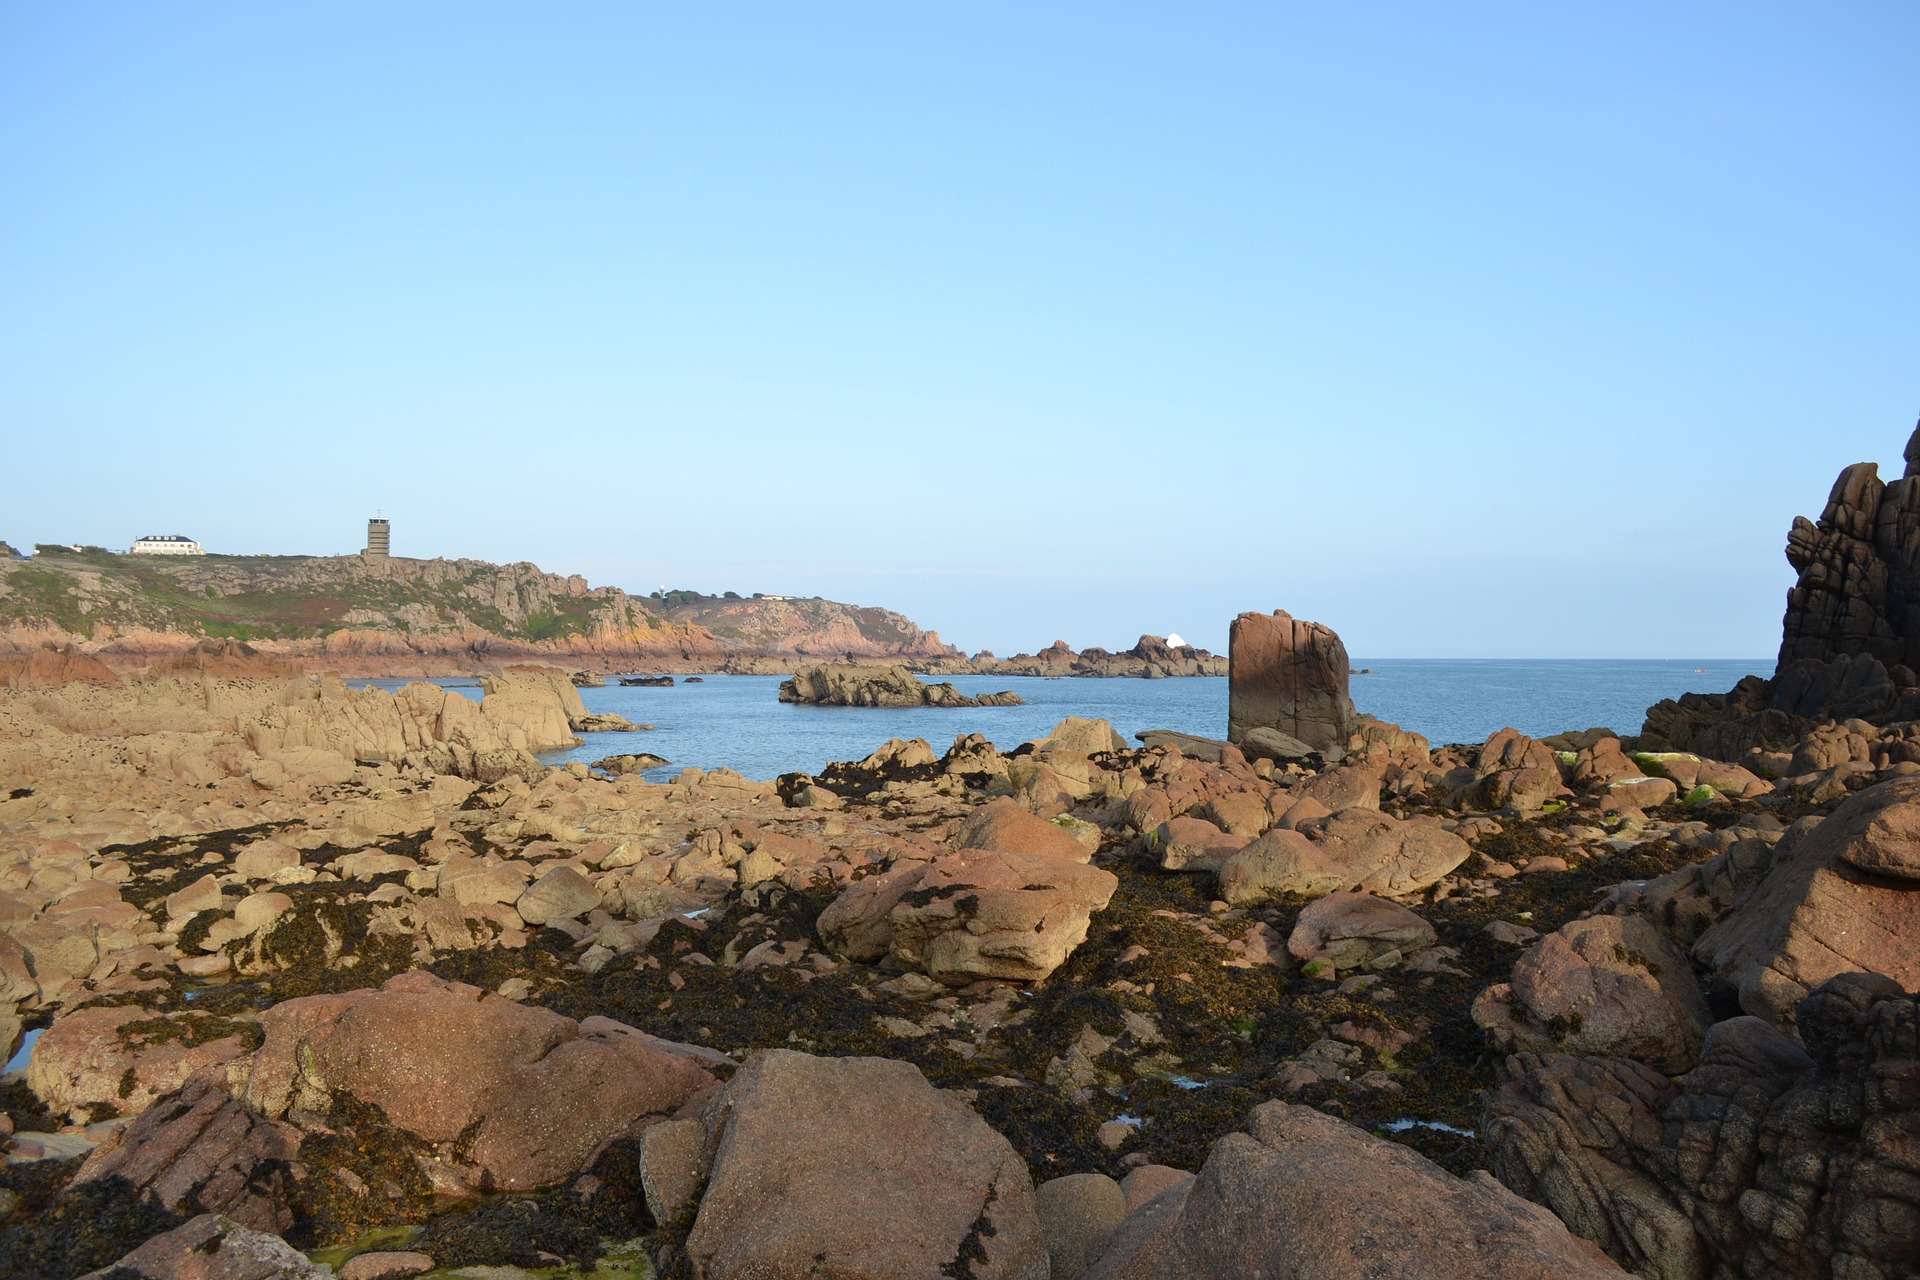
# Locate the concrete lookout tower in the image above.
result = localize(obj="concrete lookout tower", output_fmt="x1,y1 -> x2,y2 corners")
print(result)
364,518 -> 391,559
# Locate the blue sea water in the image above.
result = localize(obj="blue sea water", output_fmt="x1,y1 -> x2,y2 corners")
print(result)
456,657 -> 1770,781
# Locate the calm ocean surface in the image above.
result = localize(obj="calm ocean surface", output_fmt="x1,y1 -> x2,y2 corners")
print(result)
356,658 -> 1773,782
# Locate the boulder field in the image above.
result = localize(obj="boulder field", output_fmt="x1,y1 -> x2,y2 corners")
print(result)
9,650 -> 1920,1277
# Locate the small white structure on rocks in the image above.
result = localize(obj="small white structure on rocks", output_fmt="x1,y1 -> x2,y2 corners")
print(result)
129,534 -> 204,556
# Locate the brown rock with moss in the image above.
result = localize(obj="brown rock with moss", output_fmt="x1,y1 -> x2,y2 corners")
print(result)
957,797 -> 1095,863
234,970 -> 715,1191
29,1007 -> 259,1121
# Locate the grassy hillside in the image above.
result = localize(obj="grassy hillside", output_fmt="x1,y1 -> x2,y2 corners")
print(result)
0,548 -> 651,644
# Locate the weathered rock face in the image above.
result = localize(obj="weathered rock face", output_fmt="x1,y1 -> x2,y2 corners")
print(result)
1226,610 -> 1357,759
1484,972 -> 1920,1280
1779,427 -> 1920,681
71,1073 -> 303,1234
1694,776 -> 1920,1026
232,971 -> 715,1191
80,1211 -> 328,1280
1287,891 -> 1436,971
1472,915 -> 1710,1074
778,663 -> 1022,708
1087,1101 -> 1627,1279
817,849 -> 1119,984
0,642 -> 121,690
1466,728 -> 1571,812
1218,809 -> 1470,905
1641,419 -> 1920,748
680,1050 -> 1048,1280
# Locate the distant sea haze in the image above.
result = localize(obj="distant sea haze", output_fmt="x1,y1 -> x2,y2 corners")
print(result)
426,657 -> 1776,781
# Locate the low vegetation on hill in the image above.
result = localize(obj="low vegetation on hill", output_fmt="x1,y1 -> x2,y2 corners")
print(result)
0,547 -> 638,645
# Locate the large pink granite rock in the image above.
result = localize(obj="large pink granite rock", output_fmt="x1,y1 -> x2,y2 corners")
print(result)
1227,610 -> 1357,758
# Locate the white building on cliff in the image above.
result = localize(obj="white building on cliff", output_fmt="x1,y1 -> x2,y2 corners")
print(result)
129,534 -> 205,556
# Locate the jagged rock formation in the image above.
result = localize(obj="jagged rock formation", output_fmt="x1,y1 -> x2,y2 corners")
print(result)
778,663 -> 1023,708
1226,610 -> 1357,757
1642,418 -> 1920,752
1484,973 -> 1920,1280
972,635 -> 1227,678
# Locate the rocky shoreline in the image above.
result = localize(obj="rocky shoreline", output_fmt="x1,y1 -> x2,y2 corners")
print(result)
0,632 -> 1909,1279
5,424 -> 1920,1278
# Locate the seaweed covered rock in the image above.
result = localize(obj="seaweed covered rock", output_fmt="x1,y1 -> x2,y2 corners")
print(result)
1086,1101 -> 1627,1279
1287,891 -> 1436,971
234,970 -> 715,1191
78,1212 -> 325,1280
1694,776 -> 1920,1025
680,1049 -> 1048,1280
1472,915 -> 1710,1074
1484,973 -> 1920,1280
816,849 -> 1118,984
29,1007 -> 260,1121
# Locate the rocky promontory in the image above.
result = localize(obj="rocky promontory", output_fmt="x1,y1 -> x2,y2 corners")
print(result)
0,549 -> 1226,684
0,551 -> 963,679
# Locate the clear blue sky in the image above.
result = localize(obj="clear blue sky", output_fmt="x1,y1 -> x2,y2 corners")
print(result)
3,3 -> 1915,658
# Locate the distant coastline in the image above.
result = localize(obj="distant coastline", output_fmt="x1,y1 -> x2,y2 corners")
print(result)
0,544 -> 1222,679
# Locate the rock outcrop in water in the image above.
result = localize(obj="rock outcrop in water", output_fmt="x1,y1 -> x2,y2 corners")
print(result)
778,663 -> 1023,708
973,635 -> 1227,679
1226,610 -> 1357,759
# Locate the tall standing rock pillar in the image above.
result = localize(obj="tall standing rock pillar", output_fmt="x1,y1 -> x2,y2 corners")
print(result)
1228,609 -> 1358,757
